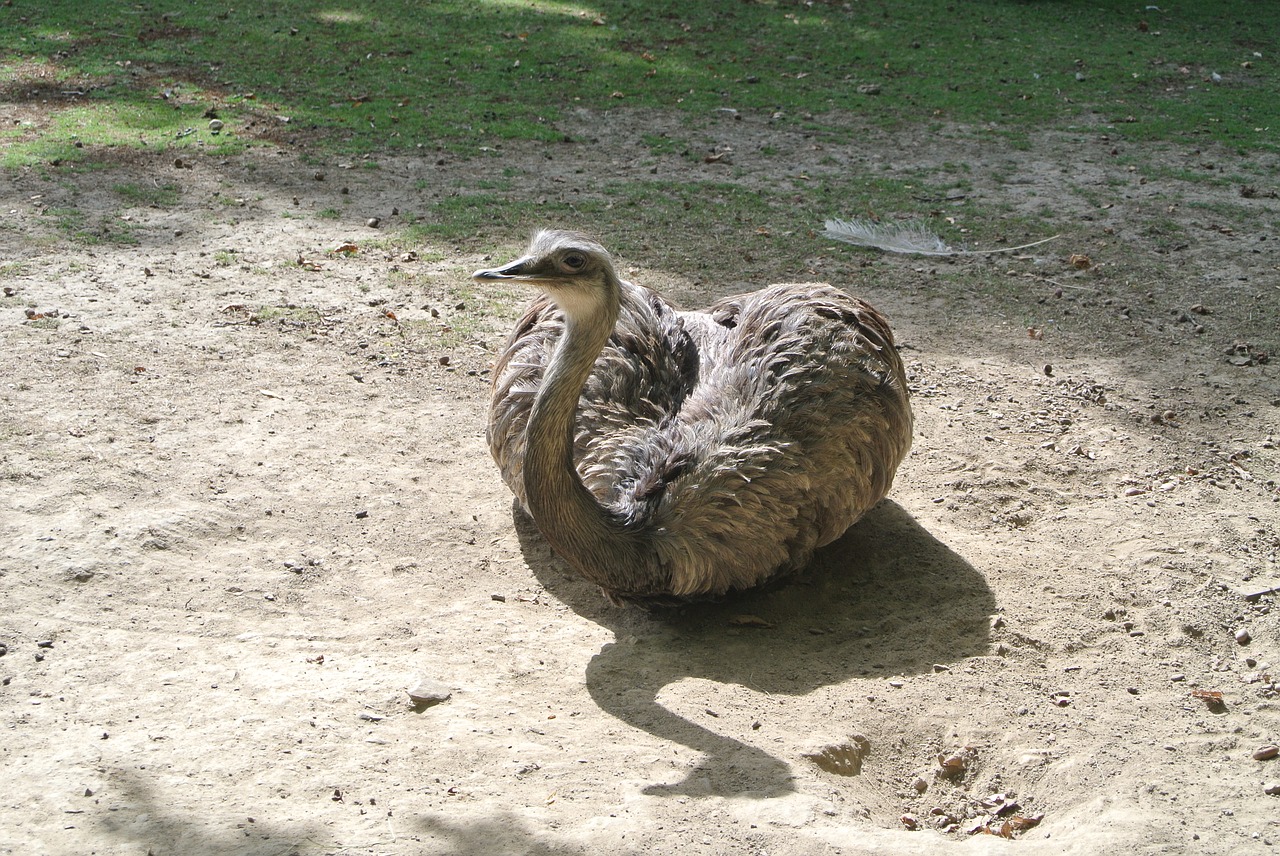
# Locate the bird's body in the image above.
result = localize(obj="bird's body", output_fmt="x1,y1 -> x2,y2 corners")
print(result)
477,231 -> 912,606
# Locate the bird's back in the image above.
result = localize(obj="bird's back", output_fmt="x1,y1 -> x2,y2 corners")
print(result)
489,280 -> 912,601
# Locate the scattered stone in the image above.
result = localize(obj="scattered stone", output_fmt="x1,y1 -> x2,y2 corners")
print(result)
728,614 -> 774,629
1266,783 -> 1280,796
982,793 -> 1020,815
208,119 -> 224,134
1254,745 -> 1279,761
36,640 -> 53,649
354,510 -> 368,520
901,814 -> 920,830
937,749 -> 972,778
0,643 -> 7,657
1235,628 -> 1252,645
358,712 -> 383,722
912,776 -> 929,794
490,593 -> 506,602
1243,585 -> 1280,602
408,678 -> 452,707
366,217 -> 381,228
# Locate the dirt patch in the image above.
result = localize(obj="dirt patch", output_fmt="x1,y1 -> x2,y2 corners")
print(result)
1,111 -> 1278,855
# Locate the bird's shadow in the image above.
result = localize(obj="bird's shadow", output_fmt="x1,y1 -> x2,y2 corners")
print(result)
514,499 -> 995,799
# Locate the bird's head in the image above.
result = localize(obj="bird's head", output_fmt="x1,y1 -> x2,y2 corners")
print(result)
473,230 -> 620,322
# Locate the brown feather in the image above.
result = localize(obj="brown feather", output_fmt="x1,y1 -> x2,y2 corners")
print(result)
479,231 -> 912,606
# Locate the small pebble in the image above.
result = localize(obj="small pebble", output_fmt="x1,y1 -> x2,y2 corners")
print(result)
408,678 -> 452,706
1235,628 -> 1252,645
1171,674 -> 1186,682
208,119 -> 224,134
36,640 -> 53,648
490,593 -> 506,602
1254,745 -> 1279,761
366,217 -> 381,228
1265,783 -> 1280,796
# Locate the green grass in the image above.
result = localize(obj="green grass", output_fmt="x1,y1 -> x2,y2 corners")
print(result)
114,181 -> 180,207
2,0 -> 1276,166
41,205 -> 139,244
253,305 -> 323,325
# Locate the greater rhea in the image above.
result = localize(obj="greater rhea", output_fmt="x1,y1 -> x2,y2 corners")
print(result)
476,230 -> 912,606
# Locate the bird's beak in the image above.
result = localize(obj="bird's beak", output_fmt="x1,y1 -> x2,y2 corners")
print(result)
472,257 -> 531,281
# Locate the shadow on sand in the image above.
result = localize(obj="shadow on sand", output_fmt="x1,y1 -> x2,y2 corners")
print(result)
515,499 -> 995,798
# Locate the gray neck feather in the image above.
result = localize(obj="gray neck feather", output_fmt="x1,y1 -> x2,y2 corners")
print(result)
521,279 -> 652,594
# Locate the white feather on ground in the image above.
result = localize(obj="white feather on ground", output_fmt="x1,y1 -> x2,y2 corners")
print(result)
823,217 -> 1058,256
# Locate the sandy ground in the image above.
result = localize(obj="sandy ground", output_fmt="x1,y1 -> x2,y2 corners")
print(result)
1,110 -> 1279,855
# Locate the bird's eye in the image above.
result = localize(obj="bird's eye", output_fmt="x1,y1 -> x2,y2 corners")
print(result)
562,253 -> 586,271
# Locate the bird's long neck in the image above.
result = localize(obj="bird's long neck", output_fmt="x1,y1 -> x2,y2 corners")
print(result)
522,286 -> 654,595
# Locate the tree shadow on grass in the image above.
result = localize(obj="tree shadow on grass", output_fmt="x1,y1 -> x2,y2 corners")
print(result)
515,499 -> 995,798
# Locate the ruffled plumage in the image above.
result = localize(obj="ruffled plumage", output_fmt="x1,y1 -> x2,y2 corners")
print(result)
487,254 -> 913,605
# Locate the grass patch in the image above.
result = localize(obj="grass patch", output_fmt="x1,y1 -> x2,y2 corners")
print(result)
252,305 -> 323,325
2,0 -> 1275,166
114,181 -> 181,207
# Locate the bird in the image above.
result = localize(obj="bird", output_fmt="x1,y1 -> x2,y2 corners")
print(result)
475,229 -> 912,607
